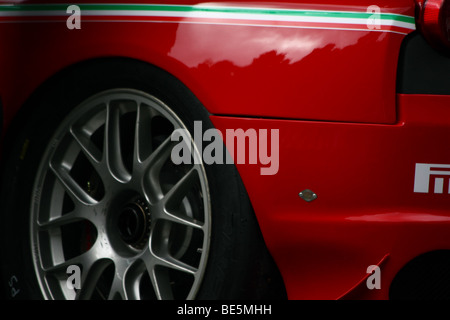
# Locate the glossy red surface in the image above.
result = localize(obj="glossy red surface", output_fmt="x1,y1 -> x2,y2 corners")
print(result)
211,94 -> 450,299
3,0 -> 450,300
0,0 -> 415,130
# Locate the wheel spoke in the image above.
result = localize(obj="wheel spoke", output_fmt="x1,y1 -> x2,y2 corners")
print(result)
43,240 -> 113,299
43,248 -> 94,274
37,206 -> 91,230
104,101 -> 131,182
142,136 -> 175,204
49,163 -> 97,205
107,261 -> 144,300
70,127 -> 102,167
161,209 -> 204,230
155,254 -> 198,275
107,273 -> 128,300
149,224 -> 198,275
133,103 -> 154,166
76,259 -> 112,300
143,255 -> 174,300
164,167 -> 197,208
160,167 -> 204,230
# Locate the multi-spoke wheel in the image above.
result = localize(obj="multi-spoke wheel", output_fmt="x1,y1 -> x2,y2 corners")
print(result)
30,89 -> 210,300
0,59 -> 286,300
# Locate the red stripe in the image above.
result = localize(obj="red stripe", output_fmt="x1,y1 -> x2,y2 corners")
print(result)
0,15 -> 412,34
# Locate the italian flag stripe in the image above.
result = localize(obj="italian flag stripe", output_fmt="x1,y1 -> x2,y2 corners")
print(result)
0,3 -> 416,34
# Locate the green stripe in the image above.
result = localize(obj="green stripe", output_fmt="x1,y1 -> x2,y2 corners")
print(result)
0,3 -> 415,24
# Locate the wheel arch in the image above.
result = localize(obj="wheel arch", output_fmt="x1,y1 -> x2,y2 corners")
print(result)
2,56 -> 201,162
0,55 -> 288,299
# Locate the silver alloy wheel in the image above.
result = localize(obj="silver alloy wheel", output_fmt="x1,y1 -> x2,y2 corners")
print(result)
29,89 -> 211,300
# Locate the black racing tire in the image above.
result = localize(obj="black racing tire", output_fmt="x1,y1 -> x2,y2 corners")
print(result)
0,58 -> 286,300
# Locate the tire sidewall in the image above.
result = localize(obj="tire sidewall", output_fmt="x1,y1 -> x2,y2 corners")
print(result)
0,59 -> 263,300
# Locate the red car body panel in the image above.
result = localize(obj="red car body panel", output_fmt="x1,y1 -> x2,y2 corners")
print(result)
2,0 -> 449,300
0,0 -> 414,128
212,94 -> 450,299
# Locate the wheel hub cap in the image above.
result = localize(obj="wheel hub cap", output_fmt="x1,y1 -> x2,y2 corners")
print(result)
118,199 -> 150,249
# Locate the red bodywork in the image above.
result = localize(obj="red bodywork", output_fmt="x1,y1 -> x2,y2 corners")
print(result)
2,0 -> 449,299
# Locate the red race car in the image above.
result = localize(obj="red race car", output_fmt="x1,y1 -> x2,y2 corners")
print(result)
0,0 -> 449,300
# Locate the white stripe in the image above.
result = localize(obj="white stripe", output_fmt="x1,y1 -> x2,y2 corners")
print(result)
105,19 -> 414,34
0,18 -> 412,34
0,9 -> 415,30
0,9 -> 416,33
